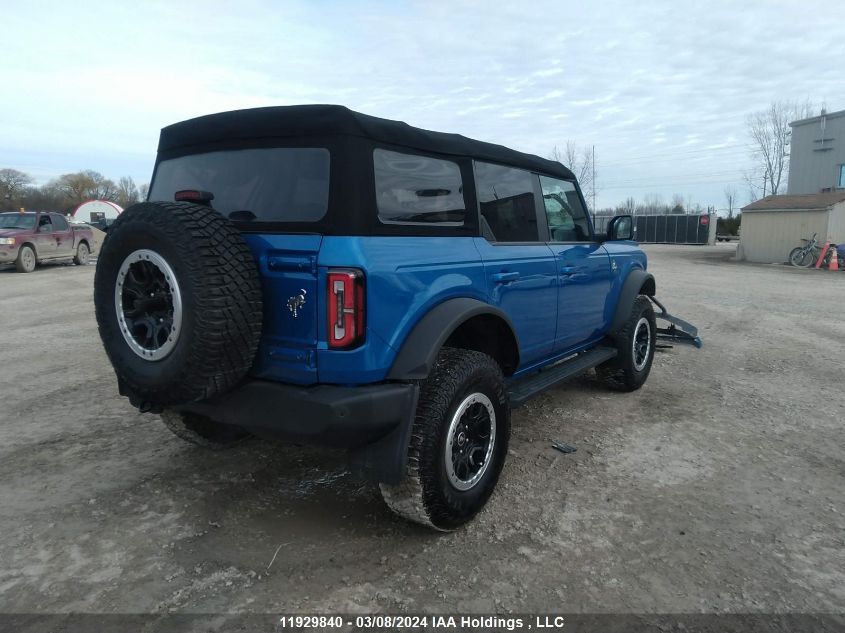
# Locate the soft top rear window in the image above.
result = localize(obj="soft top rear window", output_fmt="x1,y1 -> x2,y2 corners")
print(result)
149,148 -> 330,223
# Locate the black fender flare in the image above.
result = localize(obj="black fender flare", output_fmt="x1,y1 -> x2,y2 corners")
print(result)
609,269 -> 656,334
387,298 -> 519,380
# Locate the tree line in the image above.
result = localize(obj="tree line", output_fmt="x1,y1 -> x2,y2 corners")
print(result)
0,168 -> 148,213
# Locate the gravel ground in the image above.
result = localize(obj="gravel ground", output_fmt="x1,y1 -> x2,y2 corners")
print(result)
0,245 -> 843,621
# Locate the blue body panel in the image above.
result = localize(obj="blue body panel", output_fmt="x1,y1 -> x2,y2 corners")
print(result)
243,234 -> 323,385
472,238 -> 558,364
243,232 -> 647,387
548,242 -> 613,351
601,240 -> 649,304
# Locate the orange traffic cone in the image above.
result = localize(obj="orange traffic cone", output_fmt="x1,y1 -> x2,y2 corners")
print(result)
829,246 -> 839,271
815,240 -> 831,268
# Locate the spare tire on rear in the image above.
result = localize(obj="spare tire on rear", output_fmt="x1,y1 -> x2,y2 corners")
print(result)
94,201 -> 263,409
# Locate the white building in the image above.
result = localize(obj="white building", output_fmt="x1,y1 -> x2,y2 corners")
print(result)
738,192 -> 845,263
70,200 -> 123,224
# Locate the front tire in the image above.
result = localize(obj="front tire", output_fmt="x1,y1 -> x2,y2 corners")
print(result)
379,348 -> 510,531
16,245 -> 36,273
597,295 -> 656,392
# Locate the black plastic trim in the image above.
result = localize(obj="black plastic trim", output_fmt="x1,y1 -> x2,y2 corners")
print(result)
175,379 -> 419,483
610,269 -> 656,334
387,298 -> 519,380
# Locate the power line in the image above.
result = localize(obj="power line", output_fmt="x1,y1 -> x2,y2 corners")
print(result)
598,144 -> 760,167
603,169 -> 752,187
601,178 -> 747,191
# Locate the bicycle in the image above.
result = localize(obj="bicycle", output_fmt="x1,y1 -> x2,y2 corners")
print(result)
788,233 -> 822,267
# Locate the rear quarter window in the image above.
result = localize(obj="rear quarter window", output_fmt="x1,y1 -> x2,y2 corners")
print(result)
149,148 -> 330,223
374,149 -> 466,226
52,214 -> 69,231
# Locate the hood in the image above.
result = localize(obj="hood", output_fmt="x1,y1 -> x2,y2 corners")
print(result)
0,228 -> 29,237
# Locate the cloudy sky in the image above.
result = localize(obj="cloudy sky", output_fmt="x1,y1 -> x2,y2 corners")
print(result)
3,0 -> 844,211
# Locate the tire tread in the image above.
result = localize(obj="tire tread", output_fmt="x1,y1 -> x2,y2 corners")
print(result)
94,202 -> 263,406
379,348 -> 509,530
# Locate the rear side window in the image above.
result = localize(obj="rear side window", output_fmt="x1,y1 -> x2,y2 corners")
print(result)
475,162 -> 539,242
374,149 -> 466,225
52,214 -> 69,231
149,148 -> 330,223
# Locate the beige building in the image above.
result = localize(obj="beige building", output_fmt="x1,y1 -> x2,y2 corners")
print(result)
738,192 -> 845,263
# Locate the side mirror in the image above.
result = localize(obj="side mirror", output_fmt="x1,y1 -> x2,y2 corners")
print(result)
606,215 -> 634,241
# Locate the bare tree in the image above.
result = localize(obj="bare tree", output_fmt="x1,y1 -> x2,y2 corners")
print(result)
640,193 -> 665,215
0,168 -> 33,203
743,170 -> 761,203
51,172 -> 95,205
723,184 -> 738,218
84,170 -> 118,201
550,142 -> 595,208
670,193 -> 685,214
746,100 -> 814,197
50,170 -> 118,206
139,183 -> 150,201
20,182 -> 65,211
116,176 -> 140,209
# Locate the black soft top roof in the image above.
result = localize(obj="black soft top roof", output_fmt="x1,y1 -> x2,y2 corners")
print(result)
158,104 -> 573,180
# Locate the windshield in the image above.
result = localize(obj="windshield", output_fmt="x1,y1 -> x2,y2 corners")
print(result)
149,147 -> 330,223
0,213 -> 36,229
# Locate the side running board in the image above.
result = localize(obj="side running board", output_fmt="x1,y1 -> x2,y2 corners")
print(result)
508,346 -> 618,408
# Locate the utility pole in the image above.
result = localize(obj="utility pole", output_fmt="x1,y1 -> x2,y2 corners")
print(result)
591,144 -> 596,212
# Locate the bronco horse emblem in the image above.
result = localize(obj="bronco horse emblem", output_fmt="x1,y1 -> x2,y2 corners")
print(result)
287,289 -> 307,317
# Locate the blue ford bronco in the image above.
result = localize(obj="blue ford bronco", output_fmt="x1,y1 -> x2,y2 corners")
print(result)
94,105 -> 699,530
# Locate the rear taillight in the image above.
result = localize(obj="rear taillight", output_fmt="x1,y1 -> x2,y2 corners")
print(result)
327,269 -> 365,349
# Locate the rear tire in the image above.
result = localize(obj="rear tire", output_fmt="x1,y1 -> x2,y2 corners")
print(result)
16,245 -> 36,273
597,295 -> 656,392
161,409 -> 250,450
379,348 -> 510,531
74,242 -> 90,265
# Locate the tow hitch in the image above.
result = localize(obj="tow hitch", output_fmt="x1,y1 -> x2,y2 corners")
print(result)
649,297 -> 702,349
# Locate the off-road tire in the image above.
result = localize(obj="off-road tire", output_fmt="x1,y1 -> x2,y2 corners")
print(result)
597,294 -> 656,391
379,348 -> 510,531
16,245 -> 36,273
74,242 -> 90,265
94,201 -> 263,407
161,409 -> 250,450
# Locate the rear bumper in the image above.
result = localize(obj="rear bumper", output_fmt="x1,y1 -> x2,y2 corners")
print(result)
176,379 -> 419,483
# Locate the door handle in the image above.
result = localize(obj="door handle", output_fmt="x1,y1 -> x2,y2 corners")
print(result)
560,266 -> 576,275
492,271 -> 520,284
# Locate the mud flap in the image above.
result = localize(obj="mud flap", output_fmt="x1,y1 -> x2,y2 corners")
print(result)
347,384 -> 420,484
649,297 -> 702,348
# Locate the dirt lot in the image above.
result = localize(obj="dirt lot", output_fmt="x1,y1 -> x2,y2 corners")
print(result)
1,246 -> 843,620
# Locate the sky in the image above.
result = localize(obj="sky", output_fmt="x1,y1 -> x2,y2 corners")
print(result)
2,0 -> 844,213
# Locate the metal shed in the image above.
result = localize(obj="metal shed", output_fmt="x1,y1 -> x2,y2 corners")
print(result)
593,213 -> 716,245
738,192 -> 845,263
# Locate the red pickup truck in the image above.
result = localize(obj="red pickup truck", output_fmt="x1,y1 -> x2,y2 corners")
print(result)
0,211 -> 95,273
